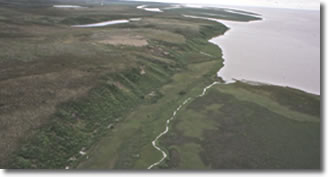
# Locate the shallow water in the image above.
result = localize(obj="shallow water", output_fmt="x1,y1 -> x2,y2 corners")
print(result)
129,18 -> 142,21
147,78 -> 236,169
208,7 -> 320,95
71,19 -> 129,28
53,5 -> 84,8
144,8 -> 163,12
137,5 -> 163,12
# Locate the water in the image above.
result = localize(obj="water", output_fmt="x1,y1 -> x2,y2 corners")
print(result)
143,8 -> 163,12
129,18 -> 142,21
208,7 -> 320,95
137,5 -> 163,12
135,3 -> 320,94
147,80 -> 236,169
53,5 -> 84,8
71,19 -> 129,28
145,3 -> 320,170
148,97 -> 192,169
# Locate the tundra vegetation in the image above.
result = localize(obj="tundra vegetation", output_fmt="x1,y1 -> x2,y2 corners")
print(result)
0,0 -> 319,169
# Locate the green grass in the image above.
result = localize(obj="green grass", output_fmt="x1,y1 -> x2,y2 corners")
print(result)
216,83 -> 319,122
161,82 -> 320,169
174,143 -> 208,169
176,105 -> 219,140
76,39 -> 225,169
166,7 -> 262,22
2,3 -> 230,167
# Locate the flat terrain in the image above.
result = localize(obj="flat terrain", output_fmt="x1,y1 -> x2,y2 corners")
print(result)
0,0 -> 320,169
161,82 -> 320,169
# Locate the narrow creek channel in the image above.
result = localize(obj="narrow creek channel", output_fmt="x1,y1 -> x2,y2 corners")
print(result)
147,9 -> 239,169
147,79 -> 235,169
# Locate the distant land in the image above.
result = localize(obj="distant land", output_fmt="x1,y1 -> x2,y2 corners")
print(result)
0,0 -> 320,170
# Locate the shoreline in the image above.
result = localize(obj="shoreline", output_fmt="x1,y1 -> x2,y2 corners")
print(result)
4,2 -> 320,169
147,5 -> 320,168
190,8 -> 320,96
74,8 -> 230,168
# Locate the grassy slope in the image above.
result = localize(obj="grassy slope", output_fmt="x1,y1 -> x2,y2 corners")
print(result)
0,0 -> 240,169
76,45 -> 223,169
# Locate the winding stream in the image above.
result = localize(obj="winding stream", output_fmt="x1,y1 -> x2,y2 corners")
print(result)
148,7 -> 320,168
147,97 -> 192,169
147,10 -> 239,169
147,79 -> 235,169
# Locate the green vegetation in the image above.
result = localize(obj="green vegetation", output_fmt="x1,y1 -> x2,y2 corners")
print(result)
0,0 -> 320,170
166,7 -> 261,22
0,0 -> 231,168
160,82 -> 320,169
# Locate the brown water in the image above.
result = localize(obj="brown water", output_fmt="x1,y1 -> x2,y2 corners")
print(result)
209,7 -> 320,95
